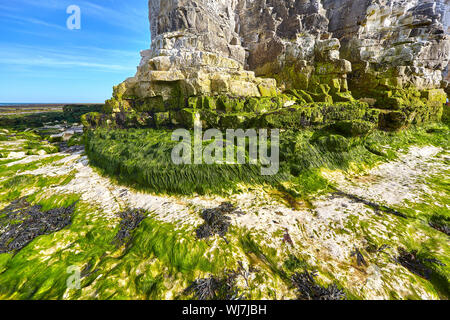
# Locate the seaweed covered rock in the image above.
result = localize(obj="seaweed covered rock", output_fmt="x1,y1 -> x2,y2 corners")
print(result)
81,112 -> 105,130
113,209 -> 146,247
428,215 -> 450,236
0,197 -> 75,254
396,247 -> 446,280
395,247 -> 449,298
291,270 -> 346,300
331,120 -> 377,137
196,202 -> 243,239
379,111 -> 408,131
63,104 -> 103,122
184,272 -> 243,300
314,134 -> 350,152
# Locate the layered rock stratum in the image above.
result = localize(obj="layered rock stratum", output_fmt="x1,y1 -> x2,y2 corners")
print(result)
100,0 -> 449,130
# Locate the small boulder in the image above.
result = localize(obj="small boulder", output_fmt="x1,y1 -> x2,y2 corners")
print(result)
315,134 -> 350,152
332,120 -> 376,137
380,111 -> 407,131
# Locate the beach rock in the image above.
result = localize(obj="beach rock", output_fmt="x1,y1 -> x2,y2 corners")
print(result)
7,151 -> 26,159
62,130 -> 75,141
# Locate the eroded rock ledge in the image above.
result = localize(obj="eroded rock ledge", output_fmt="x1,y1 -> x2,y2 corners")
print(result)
97,0 -> 449,131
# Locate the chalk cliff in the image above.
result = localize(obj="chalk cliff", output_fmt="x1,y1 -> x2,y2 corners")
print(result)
101,0 -> 449,130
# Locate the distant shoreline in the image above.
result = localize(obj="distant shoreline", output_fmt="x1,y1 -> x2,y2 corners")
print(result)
0,103 -> 103,108
0,103 -> 104,116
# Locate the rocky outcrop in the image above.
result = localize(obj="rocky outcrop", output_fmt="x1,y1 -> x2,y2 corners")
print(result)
234,0 -> 450,104
324,0 -> 450,103
104,0 -> 449,129
105,0 -> 279,117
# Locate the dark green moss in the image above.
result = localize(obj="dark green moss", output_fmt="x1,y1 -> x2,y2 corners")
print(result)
85,128 -> 286,195
331,120 -> 376,137
83,121 -> 448,198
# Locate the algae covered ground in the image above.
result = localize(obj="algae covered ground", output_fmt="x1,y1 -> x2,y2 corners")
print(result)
0,111 -> 449,300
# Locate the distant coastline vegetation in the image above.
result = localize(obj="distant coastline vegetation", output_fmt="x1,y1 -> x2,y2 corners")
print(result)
0,104 -> 103,130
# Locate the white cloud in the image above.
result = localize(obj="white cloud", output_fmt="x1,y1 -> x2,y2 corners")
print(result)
0,12 -> 68,30
0,44 -> 137,72
11,0 -> 148,33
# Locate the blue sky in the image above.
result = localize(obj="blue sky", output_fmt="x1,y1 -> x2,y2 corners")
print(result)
0,0 -> 150,103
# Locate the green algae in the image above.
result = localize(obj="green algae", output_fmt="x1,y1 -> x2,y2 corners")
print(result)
334,162 -> 450,299
0,198 -> 242,300
83,121 -> 449,199
239,232 -> 288,281
0,155 -> 67,179
0,185 -> 446,300
0,104 -> 449,300
90,84 -> 445,133
85,128 -> 285,195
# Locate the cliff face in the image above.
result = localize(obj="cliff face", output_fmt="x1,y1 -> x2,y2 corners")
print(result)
104,0 -> 449,128
325,0 -> 450,95
239,0 -> 450,97
149,0 -> 246,65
